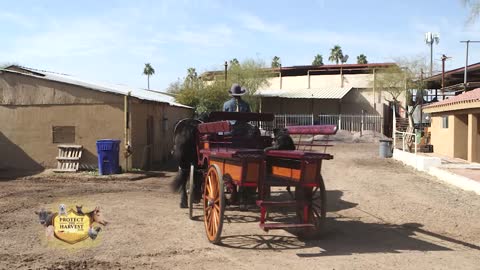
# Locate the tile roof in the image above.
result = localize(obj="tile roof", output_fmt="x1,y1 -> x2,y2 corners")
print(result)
423,88 -> 480,109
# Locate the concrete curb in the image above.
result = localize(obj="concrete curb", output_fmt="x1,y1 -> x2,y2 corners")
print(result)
393,149 -> 480,195
392,149 -> 442,171
428,167 -> 480,195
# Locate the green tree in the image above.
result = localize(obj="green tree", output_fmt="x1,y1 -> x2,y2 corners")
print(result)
167,58 -> 269,115
143,63 -> 155,90
372,57 -> 428,128
357,54 -> 368,64
271,56 -> 281,68
312,54 -> 324,66
328,45 -> 344,64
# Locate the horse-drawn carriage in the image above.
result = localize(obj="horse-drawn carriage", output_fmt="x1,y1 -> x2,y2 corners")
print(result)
175,112 -> 337,244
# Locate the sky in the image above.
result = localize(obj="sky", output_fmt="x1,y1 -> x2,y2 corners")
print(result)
1,0 -> 480,91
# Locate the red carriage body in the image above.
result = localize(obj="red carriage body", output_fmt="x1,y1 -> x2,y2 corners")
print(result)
186,112 -> 337,244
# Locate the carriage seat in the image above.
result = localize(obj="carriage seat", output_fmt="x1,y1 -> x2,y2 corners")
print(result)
265,150 -> 333,160
197,120 -> 261,143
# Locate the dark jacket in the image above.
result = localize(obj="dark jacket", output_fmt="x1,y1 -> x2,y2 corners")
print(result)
223,98 -> 251,112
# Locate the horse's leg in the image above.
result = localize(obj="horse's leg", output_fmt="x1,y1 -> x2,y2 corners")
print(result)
178,166 -> 189,208
180,178 -> 187,208
192,168 -> 203,203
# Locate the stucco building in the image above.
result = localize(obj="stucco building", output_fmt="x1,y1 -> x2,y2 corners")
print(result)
0,66 -> 192,172
255,63 -> 401,117
423,88 -> 480,162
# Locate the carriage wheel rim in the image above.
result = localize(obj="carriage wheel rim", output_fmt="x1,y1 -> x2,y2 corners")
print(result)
188,165 -> 195,220
204,166 -> 223,242
296,184 -> 327,232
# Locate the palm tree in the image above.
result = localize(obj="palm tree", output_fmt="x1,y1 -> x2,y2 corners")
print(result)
229,58 -> 240,67
312,54 -> 324,66
187,67 -> 197,79
185,67 -> 198,87
143,63 -> 155,90
328,45 -> 344,64
357,54 -> 368,64
271,56 -> 281,68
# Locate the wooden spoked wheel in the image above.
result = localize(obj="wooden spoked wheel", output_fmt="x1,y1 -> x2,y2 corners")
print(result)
296,178 -> 327,236
188,164 -> 195,220
203,164 -> 225,244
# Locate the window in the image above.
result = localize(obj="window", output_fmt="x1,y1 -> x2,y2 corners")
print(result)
442,116 -> 449,129
52,126 -> 75,143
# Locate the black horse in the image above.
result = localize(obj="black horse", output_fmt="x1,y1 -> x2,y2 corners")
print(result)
171,114 -> 262,208
171,118 -> 204,208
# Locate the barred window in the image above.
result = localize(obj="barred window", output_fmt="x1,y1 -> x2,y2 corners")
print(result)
52,126 -> 75,143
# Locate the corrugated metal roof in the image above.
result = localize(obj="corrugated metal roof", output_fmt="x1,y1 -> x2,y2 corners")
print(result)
1,66 -> 192,109
423,88 -> 480,109
424,62 -> 480,82
256,87 -> 353,99
200,63 -> 396,78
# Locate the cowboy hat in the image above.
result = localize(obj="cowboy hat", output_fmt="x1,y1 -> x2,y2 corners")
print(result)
228,83 -> 246,96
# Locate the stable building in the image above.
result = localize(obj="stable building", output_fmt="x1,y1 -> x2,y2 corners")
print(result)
0,66 -> 192,172
423,88 -> 480,162
201,63 -> 401,135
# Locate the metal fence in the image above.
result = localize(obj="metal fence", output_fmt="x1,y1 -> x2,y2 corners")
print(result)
274,114 -> 383,134
274,114 -> 315,127
318,114 -> 383,134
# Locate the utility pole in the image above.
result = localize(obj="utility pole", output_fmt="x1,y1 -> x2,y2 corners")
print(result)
420,69 -> 424,128
425,32 -> 440,77
441,54 -> 450,99
460,40 -> 480,92
224,61 -> 228,87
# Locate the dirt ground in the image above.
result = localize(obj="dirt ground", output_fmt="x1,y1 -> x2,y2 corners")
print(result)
1,143 -> 479,270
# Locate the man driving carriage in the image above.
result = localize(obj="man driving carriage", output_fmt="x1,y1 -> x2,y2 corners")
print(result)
223,83 -> 258,207
223,83 -> 251,113
223,83 -> 259,138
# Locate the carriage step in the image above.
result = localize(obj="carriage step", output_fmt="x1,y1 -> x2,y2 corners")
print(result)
259,223 -> 315,232
256,200 -> 305,208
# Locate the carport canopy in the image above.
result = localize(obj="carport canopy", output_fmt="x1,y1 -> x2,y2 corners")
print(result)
255,87 -> 353,99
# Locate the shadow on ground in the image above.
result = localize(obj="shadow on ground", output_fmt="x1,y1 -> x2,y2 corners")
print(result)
218,218 -> 478,256
189,190 -> 358,223
210,190 -> 480,256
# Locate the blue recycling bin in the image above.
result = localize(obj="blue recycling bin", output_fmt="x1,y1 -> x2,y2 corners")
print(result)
96,139 -> 121,175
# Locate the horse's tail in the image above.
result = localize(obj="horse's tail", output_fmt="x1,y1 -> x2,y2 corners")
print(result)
170,165 -> 189,192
